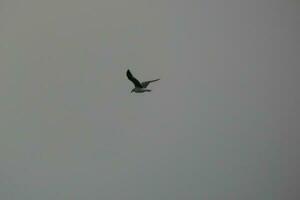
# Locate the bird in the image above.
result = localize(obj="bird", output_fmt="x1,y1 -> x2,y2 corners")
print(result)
126,69 -> 160,93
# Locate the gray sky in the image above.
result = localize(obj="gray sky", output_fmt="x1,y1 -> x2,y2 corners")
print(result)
0,0 -> 299,199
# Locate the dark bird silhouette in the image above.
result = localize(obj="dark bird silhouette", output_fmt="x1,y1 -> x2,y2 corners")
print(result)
126,69 -> 160,93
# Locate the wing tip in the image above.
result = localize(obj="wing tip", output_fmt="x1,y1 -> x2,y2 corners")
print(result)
126,69 -> 135,81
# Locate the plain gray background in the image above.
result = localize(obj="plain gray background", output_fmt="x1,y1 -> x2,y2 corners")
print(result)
0,0 -> 299,199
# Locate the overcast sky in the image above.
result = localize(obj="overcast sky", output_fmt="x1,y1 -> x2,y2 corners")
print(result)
0,0 -> 299,199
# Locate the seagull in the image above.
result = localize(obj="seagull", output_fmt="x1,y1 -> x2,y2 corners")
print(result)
126,69 -> 160,93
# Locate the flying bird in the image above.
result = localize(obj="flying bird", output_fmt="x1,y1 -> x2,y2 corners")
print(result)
126,69 -> 160,93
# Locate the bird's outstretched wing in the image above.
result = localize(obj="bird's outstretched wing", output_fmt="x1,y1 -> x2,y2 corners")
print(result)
141,79 -> 160,88
126,69 -> 142,88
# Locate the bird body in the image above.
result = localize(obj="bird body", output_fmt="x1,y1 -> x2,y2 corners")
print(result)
126,69 -> 159,93
131,87 -> 152,93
